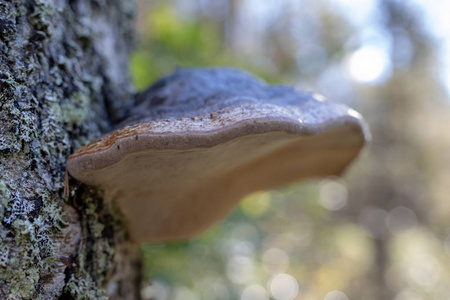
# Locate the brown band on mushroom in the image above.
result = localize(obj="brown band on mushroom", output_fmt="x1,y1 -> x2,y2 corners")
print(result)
67,67 -> 370,243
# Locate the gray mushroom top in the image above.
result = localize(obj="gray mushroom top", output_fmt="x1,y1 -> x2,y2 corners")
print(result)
67,67 -> 370,243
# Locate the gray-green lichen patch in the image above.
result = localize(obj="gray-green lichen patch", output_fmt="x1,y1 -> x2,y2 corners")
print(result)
0,84 -> 38,152
62,91 -> 91,130
0,0 -> 137,298
64,273 -> 109,300
60,189 -> 129,300
0,180 -> 10,221
0,156 -> 70,298
27,0 -> 55,36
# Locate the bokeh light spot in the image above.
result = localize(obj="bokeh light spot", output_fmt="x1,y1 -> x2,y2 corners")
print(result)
269,273 -> 299,300
347,45 -> 392,84
386,206 -> 418,235
240,191 -> 272,217
407,255 -> 441,288
334,224 -> 374,268
324,290 -> 349,300
318,179 -> 348,211
241,284 -> 269,300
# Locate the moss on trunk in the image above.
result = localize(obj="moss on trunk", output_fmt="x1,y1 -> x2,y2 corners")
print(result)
0,0 -> 141,299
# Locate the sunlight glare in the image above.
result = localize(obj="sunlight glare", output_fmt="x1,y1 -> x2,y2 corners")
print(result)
347,45 -> 392,84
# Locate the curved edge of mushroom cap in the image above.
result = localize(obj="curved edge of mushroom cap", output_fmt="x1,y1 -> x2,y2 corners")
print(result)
67,98 -> 370,181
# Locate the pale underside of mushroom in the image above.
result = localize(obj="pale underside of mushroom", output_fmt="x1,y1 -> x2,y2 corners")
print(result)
67,68 -> 370,243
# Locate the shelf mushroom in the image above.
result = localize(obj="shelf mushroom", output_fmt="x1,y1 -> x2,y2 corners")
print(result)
67,68 -> 370,243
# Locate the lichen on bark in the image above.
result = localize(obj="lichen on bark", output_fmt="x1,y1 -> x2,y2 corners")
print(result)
0,0 -> 140,299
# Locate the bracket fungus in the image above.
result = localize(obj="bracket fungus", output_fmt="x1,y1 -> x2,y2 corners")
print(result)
67,68 -> 370,243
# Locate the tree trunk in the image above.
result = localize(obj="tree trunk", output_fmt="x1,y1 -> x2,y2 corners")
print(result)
0,1 -> 141,299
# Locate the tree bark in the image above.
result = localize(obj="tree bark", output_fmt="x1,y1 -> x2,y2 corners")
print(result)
0,1 -> 141,299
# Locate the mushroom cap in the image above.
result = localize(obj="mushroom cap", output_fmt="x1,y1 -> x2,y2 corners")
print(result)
67,68 -> 370,243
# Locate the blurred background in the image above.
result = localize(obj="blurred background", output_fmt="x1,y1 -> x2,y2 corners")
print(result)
131,1 -> 450,299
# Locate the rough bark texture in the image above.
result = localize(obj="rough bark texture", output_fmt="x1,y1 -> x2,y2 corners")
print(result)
0,0 -> 141,299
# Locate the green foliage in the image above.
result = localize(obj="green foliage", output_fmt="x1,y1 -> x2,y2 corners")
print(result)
131,3 -> 225,90
130,3 -> 280,91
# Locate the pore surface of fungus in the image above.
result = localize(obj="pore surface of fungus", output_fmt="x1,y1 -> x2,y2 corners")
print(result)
67,68 -> 370,243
